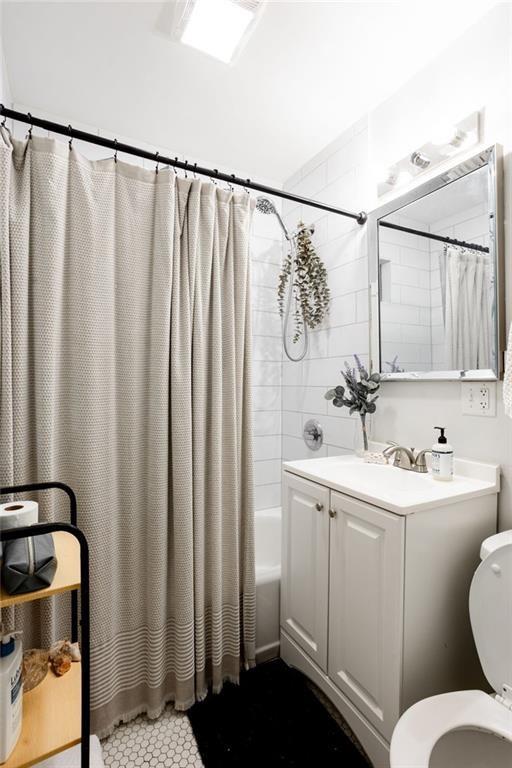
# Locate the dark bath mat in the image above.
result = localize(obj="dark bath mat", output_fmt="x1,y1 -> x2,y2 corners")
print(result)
187,659 -> 371,767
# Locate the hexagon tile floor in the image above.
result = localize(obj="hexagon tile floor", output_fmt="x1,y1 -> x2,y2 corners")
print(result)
100,662 -> 368,767
101,705 -> 204,768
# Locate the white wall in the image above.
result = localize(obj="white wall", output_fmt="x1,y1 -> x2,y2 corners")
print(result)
0,7 -> 12,109
284,4 -> 512,529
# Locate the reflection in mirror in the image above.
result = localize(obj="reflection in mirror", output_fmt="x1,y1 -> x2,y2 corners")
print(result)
369,146 -> 503,381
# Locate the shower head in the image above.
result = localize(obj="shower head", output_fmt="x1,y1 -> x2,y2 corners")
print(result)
255,196 -> 291,240
255,197 -> 278,216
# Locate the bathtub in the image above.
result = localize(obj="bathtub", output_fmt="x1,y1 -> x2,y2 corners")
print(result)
255,506 -> 281,662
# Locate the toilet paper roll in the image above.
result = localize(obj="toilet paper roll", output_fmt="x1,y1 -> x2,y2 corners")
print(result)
0,500 -> 38,530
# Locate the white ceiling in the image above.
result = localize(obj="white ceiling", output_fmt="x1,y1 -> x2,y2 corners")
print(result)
1,1 -> 498,183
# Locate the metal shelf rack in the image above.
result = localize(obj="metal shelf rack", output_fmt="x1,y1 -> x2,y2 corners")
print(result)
0,482 -> 90,768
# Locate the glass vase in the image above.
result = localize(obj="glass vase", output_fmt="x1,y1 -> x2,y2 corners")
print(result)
354,413 -> 372,457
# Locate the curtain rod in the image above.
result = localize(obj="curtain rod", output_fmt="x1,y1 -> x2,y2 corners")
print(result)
379,220 -> 489,254
0,105 -> 367,225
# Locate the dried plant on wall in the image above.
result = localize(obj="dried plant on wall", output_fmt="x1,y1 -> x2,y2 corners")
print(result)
277,222 -> 330,343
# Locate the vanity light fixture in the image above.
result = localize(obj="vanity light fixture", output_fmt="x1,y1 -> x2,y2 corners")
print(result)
376,111 -> 480,198
177,0 -> 264,63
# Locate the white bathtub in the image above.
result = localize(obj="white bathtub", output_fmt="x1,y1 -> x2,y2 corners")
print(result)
255,506 -> 281,662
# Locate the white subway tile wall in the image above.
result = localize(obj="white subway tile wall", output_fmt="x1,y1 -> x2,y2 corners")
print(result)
251,209 -> 284,510
281,121 -> 371,461
379,216 -> 432,372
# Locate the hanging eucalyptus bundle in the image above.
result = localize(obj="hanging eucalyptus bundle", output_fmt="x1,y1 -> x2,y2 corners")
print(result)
277,223 -> 330,343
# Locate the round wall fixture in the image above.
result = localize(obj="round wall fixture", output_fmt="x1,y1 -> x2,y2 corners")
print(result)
303,419 -> 324,451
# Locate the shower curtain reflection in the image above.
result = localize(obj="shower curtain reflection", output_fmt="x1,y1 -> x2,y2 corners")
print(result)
444,245 -> 492,370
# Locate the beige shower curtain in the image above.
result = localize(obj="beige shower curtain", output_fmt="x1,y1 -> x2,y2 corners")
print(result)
0,128 -> 255,735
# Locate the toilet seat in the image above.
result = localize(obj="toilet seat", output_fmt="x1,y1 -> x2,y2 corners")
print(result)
469,540 -> 512,700
390,689 -> 512,768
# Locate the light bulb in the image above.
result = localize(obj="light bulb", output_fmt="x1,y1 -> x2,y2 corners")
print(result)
376,165 -> 400,186
395,169 -> 413,186
431,124 -> 458,146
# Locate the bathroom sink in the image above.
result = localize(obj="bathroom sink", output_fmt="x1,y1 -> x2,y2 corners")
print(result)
282,454 -> 500,514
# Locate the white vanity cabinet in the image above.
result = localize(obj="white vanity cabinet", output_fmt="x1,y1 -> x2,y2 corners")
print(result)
328,491 -> 404,741
280,456 -> 499,768
281,474 -> 329,670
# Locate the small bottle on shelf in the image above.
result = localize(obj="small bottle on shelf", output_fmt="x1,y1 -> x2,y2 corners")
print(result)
0,624 -> 23,764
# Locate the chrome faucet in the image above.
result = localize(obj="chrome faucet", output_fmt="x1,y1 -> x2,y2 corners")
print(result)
382,442 -> 432,473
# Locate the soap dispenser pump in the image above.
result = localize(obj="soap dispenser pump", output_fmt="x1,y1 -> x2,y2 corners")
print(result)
431,426 -> 453,481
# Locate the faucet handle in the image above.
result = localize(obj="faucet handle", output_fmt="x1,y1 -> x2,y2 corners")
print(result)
415,449 -> 432,473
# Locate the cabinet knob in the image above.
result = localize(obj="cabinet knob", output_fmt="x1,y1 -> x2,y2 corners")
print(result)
315,502 -> 324,512
329,508 -> 337,519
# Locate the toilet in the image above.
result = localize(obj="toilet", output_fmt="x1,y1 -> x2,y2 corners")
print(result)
390,530 -> 512,768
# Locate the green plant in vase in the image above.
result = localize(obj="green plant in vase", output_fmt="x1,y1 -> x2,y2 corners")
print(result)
325,355 -> 381,453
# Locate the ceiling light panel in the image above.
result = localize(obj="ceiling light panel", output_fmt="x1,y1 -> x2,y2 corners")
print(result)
177,0 -> 264,64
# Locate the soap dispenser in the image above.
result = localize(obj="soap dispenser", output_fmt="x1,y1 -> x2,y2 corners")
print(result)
431,426 -> 453,481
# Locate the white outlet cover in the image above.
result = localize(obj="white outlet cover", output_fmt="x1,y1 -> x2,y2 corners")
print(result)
461,381 -> 497,417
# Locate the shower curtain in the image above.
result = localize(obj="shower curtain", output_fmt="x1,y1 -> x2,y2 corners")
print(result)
444,245 -> 492,370
0,128 -> 255,735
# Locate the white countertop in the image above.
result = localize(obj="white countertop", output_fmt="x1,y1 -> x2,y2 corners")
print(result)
282,454 -> 500,515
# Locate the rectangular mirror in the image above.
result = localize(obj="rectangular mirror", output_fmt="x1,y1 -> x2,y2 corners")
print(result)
368,146 -> 504,380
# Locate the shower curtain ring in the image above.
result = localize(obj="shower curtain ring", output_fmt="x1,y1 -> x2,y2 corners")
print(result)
244,178 -> 251,195
226,173 -> 237,192
155,151 -> 159,175
174,157 -> 179,176
193,163 -> 198,179
184,159 -> 188,178
68,124 -> 73,150
0,104 -> 5,127
27,113 -> 33,140
113,139 -> 118,164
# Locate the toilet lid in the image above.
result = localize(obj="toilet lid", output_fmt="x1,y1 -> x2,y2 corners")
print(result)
469,542 -> 512,696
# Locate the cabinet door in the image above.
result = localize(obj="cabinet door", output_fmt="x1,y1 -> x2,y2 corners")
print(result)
281,472 -> 330,671
328,491 -> 404,740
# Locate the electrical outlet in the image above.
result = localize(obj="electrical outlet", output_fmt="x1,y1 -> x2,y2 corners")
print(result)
461,381 -> 496,416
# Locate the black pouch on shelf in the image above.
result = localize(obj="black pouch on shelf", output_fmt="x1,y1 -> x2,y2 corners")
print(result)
2,534 -> 57,595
